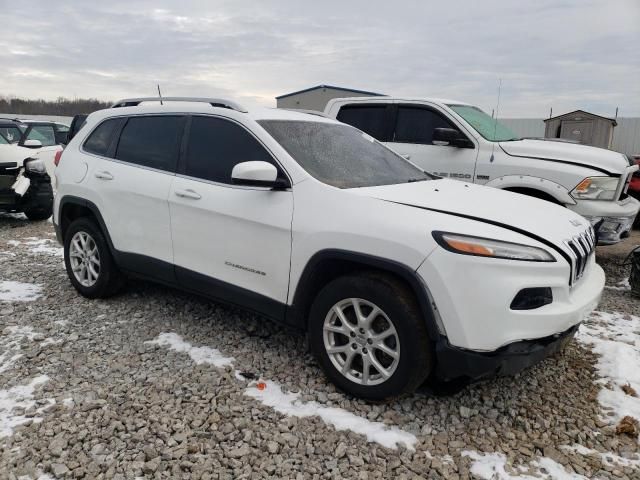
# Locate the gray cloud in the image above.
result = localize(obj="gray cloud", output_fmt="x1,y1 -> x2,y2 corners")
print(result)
0,0 -> 638,116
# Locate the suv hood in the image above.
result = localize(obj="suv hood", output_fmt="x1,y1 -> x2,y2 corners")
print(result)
499,139 -> 629,175
0,144 -> 35,167
354,179 -> 591,248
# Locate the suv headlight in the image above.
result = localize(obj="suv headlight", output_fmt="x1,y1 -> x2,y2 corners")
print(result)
571,176 -> 618,200
24,158 -> 46,174
433,232 -> 555,262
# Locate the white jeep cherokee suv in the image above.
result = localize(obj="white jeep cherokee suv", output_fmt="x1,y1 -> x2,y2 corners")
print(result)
325,97 -> 640,245
53,97 -> 605,400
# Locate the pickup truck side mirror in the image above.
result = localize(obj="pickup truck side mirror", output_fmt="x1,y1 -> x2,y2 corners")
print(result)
433,128 -> 474,149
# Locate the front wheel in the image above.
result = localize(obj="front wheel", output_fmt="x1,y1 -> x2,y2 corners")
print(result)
63,218 -> 124,298
308,273 -> 433,401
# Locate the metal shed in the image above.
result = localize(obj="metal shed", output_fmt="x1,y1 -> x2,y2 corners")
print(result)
544,110 -> 617,149
276,85 -> 384,112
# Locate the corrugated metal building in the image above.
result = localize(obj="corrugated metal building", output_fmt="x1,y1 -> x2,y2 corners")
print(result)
276,85 -> 384,111
543,110 -> 617,149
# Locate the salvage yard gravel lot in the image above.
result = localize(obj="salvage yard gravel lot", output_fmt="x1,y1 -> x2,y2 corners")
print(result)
1,214 -> 639,479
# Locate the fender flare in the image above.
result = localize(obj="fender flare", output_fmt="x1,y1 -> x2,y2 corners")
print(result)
484,175 -> 575,205
287,249 -> 441,339
57,195 -> 116,253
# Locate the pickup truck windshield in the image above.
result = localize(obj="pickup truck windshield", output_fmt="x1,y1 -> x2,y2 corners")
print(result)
259,120 -> 429,189
448,105 -> 520,142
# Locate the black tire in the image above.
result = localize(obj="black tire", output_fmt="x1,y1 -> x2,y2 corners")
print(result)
308,272 -> 433,401
24,205 -> 52,221
63,217 -> 124,298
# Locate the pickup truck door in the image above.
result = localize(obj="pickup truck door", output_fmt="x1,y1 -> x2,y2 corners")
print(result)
383,105 -> 478,181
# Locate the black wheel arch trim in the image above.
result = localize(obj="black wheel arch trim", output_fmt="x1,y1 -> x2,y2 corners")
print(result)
288,249 -> 442,339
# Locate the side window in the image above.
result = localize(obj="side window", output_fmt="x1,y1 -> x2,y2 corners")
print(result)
26,125 -> 56,146
185,116 -> 276,184
394,107 -> 456,144
115,116 -> 184,172
0,126 -> 22,144
336,105 -> 389,141
83,118 -> 122,156
84,118 -> 121,157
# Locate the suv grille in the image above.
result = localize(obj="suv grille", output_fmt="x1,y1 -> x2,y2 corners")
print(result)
564,227 -> 596,285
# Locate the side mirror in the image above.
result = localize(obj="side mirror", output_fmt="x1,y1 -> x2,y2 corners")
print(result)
231,161 -> 290,189
433,128 -> 474,148
23,139 -> 42,149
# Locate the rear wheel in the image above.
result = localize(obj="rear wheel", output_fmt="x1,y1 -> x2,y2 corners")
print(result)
24,205 -> 52,221
308,273 -> 433,401
64,218 -> 123,298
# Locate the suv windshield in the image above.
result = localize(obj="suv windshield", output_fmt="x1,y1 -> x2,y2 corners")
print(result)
448,105 -> 520,142
258,120 -> 429,189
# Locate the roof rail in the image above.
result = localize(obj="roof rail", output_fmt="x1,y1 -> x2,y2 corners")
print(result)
111,97 -> 248,113
281,108 -> 330,118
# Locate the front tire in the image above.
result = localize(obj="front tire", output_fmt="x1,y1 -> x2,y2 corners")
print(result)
63,218 -> 123,298
308,273 -> 433,401
24,205 -> 52,221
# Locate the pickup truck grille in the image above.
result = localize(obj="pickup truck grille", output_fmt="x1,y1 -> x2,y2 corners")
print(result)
565,227 -> 596,285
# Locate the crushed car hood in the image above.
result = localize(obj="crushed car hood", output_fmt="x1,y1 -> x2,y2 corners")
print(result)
353,179 -> 591,247
499,139 -> 630,175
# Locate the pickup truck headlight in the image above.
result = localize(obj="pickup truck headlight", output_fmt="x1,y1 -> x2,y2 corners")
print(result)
433,232 -> 555,262
24,158 -> 46,174
571,176 -> 618,200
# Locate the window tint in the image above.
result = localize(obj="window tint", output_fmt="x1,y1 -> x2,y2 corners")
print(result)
84,118 -> 121,156
0,126 -> 23,144
394,107 -> 455,144
336,105 -> 389,141
116,116 -> 184,171
185,116 -> 275,183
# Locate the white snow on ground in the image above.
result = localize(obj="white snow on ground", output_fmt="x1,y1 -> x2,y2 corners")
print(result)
0,326 -> 36,373
576,311 -> 640,428
0,281 -> 42,302
604,278 -> 631,292
5,237 -> 63,256
148,332 -> 416,450
146,332 -> 234,368
462,451 -> 588,480
245,380 -> 417,450
0,375 -> 51,438
562,444 -> 640,469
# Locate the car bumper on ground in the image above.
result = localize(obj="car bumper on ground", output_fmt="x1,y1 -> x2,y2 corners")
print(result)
418,246 -> 604,356
570,196 -> 640,245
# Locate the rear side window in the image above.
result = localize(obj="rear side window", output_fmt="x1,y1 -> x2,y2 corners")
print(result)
394,107 -> 455,144
83,119 -> 122,156
115,116 -> 184,172
184,116 -> 276,184
25,125 -> 56,146
336,105 -> 389,141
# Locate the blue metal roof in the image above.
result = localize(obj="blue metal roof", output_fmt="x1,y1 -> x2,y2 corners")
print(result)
276,85 -> 384,100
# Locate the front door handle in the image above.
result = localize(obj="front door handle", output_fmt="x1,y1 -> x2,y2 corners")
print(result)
95,171 -> 113,180
175,189 -> 202,200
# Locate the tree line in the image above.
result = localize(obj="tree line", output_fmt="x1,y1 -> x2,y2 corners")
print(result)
0,96 -> 111,116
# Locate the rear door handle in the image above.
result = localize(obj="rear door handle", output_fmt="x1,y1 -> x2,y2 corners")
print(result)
95,171 -> 113,180
175,189 -> 202,200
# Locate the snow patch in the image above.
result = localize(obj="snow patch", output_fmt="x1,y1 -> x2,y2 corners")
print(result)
149,332 -> 417,450
604,278 -> 631,292
0,375 -> 51,438
0,326 -> 36,373
562,444 -> 640,469
462,451 -> 588,480
245,380 -> 416,450
0,281 -> 42,302
24,238 -> 63,257
146,332 -> 234,368
577,311 -> 640,428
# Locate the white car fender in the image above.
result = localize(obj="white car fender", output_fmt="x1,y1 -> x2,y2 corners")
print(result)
484,174 -> 575,205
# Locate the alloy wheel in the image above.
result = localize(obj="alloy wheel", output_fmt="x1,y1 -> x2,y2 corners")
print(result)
69,231 -> 101,287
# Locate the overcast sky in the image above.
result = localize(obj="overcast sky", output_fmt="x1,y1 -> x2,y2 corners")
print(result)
1,0 -> 638,117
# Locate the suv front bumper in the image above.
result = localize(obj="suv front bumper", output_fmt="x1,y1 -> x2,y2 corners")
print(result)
434,324 -> 578,381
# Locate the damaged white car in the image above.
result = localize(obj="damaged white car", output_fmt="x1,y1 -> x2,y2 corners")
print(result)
0,143 -> 57,220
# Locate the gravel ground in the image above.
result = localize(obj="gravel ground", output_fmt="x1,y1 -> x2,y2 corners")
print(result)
0,215 -> 639,480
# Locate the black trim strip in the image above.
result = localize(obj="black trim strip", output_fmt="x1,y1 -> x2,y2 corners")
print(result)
499,145 -> 618,177
381,200 -> 573,271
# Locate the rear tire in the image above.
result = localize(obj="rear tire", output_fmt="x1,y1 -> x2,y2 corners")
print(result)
24,206 -> 52,221
308,272 -> 433,401
64,218 -> 124,298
